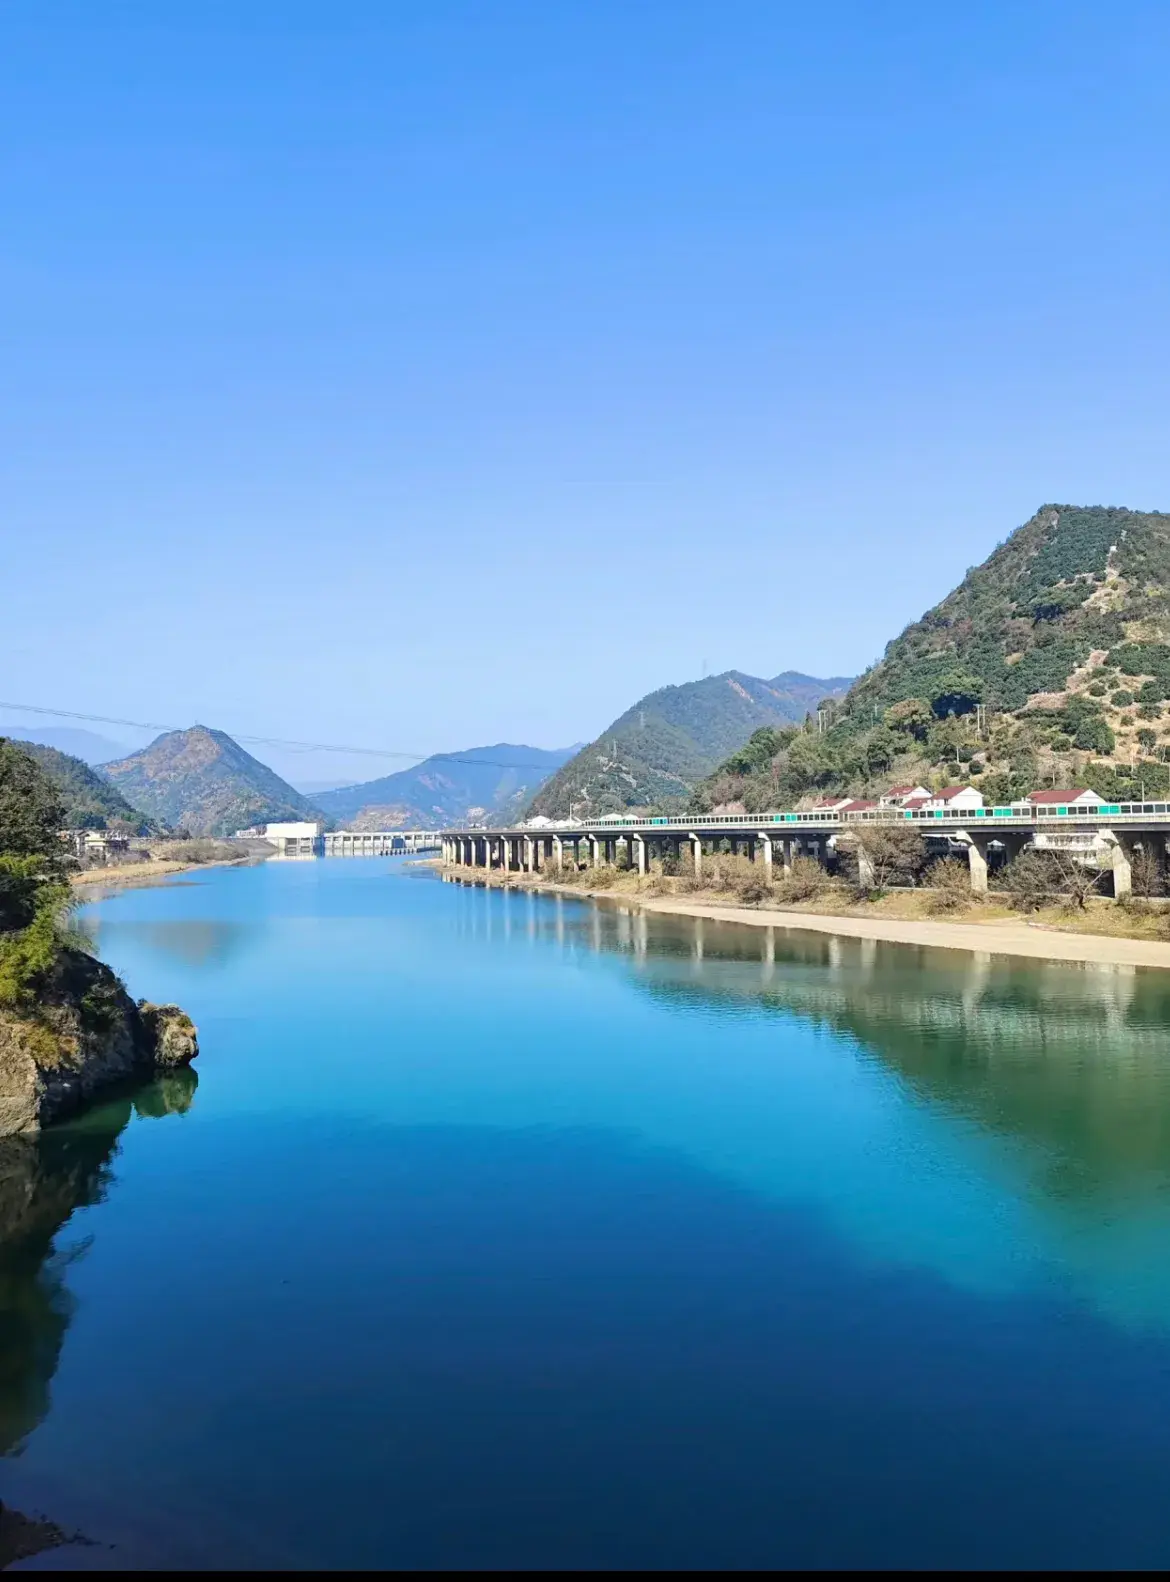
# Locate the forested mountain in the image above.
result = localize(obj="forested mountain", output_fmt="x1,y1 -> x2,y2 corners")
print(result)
697,504 -> 1170,811
102,727 -> 324,837
315,744 -> 577,829
5,741 -> 162,833
527,671 -> 852,819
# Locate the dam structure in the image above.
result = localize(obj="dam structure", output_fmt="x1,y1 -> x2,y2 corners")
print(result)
441,801 -> 1170,897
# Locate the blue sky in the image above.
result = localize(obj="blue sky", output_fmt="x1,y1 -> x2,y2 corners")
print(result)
2,1 -> 1168,783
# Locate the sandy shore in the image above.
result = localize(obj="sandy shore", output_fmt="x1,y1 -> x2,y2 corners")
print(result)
444,867 -> 1170,971
631,896 -> 1170,970
72,856 -> 252,892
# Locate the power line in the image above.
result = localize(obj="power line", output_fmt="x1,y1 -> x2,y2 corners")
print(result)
0,700 -> 565,772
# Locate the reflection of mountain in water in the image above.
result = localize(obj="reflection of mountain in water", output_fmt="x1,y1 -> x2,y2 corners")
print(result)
83,918 -> 255,971
513,895 -> 1170,1212
0,1070 -> 197,1460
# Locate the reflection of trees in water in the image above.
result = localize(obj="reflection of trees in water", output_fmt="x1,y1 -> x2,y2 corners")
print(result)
83,919 -> 254,970
0,1069 -> 197,1461
543,899 -> 1170,1208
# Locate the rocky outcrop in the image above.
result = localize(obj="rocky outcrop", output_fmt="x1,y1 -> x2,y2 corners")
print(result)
0,949 -> 197,1136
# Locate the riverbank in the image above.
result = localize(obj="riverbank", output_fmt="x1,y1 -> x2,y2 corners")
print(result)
72,853 -> 254,892
442,863 -> 1170,971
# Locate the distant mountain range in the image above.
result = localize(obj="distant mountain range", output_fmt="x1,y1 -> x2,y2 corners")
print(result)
314,744 -> 579,829
0,724 -> 130,765
7,740 -> 163,834
527,670 -> 854,819
102,726 -> 324,837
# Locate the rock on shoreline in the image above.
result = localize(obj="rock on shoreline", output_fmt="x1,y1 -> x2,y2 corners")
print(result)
0,949 -> 198,1136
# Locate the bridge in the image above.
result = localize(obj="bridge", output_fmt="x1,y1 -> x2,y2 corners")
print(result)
441,802 -> 1170,897
324,830 -> 441,857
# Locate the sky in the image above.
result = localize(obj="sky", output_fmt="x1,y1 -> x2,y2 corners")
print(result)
2,1 -> 1169,785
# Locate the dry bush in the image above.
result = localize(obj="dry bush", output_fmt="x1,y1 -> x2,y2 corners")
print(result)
846,824 -> 927,893
773,855 -> 829,904
1131,844 -> 1164,898
585,866 -> 617,889
152,838 -> 242,865
995,847 -> 1105,912
924,858 -> 974,914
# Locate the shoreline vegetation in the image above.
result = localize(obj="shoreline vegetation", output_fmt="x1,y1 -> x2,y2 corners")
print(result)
439,857 -> 1170,970
71,839 -> 260,891
1,742 -> 198,1134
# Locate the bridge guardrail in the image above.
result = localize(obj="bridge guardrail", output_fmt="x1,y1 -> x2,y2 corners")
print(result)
491,801 -> 1170,835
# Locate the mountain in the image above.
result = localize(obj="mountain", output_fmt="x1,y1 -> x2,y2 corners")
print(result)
0,725 -> 130,765
314,744 -> 578,829
527,671 -> 854,819
3,740 -> 163,834
696,504 -> 1170,811
102,726 -> 325,837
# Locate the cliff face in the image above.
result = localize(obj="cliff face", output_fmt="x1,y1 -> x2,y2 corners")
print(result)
0,948 -> 197,1135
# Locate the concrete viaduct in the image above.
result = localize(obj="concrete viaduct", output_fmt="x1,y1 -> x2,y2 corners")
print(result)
440,802 -> 1170,897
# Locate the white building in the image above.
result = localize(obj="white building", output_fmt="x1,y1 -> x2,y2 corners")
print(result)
879,784 -> 931,807
923,784 -> 985,811
1015,788 -> 1105,809
263,821 -> 323,857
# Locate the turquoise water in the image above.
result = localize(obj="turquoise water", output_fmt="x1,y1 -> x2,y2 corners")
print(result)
6,856 -> 1170,1566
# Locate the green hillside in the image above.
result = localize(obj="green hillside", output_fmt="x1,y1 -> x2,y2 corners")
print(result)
696,504 -> 1170,812
528,670 -> 852,819
315,744 -> 576,829
102,726 -> 324,837
5,740 -> 162,834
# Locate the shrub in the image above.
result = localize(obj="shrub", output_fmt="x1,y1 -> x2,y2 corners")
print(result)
924,857 -> 974,914
773,855 -> 830,904
1112,689 -> 1135,707
845,824 -> 927,894
1088,681 -> 1108,697
995,847 -> 1104,912
1131,844 -> 1164,897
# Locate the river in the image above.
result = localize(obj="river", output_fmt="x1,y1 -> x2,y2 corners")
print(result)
4,854 -> 1170,1567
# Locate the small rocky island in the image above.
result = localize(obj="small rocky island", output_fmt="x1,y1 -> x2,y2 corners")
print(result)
0,739 -> 197,1136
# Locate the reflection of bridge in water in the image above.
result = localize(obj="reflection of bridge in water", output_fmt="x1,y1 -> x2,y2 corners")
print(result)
445,876 -> 1170,1211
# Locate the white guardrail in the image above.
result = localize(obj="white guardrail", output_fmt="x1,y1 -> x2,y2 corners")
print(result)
570,802 -> 1170,830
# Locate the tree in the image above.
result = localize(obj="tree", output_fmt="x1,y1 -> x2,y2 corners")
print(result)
846,824 -> 926,892
883,698 -> 933,739
0,740 -> 67,865
863,726 -> 901,775
997,847 -> 1103,912
930,672 -> 984,719
0,741 -> 74,1007
1131,843 -> 1163,897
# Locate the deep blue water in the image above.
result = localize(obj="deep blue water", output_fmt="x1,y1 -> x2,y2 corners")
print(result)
6,856 -> 1170,1566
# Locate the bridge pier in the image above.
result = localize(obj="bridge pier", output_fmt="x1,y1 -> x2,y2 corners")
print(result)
758,832 -> 773,881
634,834 -> 647,875
952,830 -> 990,893
856,845 -> 876,890
689,832 -> 703,880
1101,830 -> 1133,898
